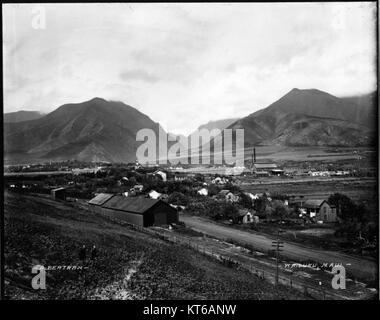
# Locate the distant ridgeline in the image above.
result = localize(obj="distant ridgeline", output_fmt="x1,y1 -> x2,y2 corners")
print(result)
4,89 -> 376,164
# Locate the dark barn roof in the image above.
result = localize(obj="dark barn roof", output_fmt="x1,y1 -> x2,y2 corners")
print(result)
304,199 -> 325,209
102,196 -> 164,214
51,187 -> 66,192
88,193 -> 114,206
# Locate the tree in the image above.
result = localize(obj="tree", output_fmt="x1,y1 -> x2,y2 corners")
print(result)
271,200 -> 289,221
222,202 -> 240,221
167,192 -> 189,206
328,193 -> 356,221
254,196 -> 269,214
238,192 -> 252,209
208,184 -> 220,197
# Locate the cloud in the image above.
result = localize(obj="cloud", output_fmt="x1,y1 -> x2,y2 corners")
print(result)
3,2 -> 377,135
120,69 -> 159,83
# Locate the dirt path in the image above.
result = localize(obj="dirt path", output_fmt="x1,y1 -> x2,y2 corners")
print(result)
180,215 -> 377,281
90,258 -> 143,300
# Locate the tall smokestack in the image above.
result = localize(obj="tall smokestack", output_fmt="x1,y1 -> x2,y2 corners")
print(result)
254,147 -> 256,163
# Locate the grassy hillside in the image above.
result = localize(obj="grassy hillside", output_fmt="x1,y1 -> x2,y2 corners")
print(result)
4,192 -> 304,300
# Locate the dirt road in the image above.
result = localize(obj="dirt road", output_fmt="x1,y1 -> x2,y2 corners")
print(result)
180,215 -> 377,281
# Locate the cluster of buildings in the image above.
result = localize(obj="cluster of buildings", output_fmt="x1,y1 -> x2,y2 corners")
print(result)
307,170 -> 350,177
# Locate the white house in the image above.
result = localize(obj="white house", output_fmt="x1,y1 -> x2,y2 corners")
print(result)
148,190 -> 162,199
154,170 -> 167,182
131,184 -> 144,192
237,210 -> 257,224
245,192 -> 259,200
197,188 -> 208,196
212,176 -> 229,185
219,190 -> 239,202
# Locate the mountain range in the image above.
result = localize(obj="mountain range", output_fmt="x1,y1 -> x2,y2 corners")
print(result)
194,118 -> 239,133
4,110 -> 44,123
4,98 -> 161,163
227,88 -> 376,148
4,89 -> 377,163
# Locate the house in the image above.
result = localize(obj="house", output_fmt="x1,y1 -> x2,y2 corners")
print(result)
130,184 -> 144,193
173,172 -> 188,181
197,188 -> 208,196
308,171 -> 330,177
212,176 -> 228,185
148,190 -> 162,199
170,204 -> 186,211
218,190 -> 239,202
303,199 -> 337,222
245,192 -> 260,200
51,187 -> 66,201
237,210 -> 254,224
158,194 -> 169,200
153,170 -> 167,182
271,169 -> 285,176
255,171 -> 270,177
88,193 -> 178,227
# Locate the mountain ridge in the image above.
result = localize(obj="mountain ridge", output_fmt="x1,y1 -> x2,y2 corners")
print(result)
4,88 -> 377,164
4,98 -> 162,163
226,88 -> 376,147
4,110 -> 44,123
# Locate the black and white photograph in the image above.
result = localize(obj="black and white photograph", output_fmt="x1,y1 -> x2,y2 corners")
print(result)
1,1 -> 379,306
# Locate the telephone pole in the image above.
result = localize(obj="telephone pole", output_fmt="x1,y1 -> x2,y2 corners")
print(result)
271,230 -> 284,287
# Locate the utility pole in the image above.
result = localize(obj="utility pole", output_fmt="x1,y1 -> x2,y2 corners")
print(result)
251,147 -> 254,170
271,230 -> 284,287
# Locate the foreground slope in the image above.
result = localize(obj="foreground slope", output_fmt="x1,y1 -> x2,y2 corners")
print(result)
4,192 -> 303,300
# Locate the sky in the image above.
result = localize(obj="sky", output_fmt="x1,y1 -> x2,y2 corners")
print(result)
3,2 -> 377,135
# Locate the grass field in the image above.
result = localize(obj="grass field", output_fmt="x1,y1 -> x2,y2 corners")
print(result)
239,177 -> 377,202
4,192 -> 305,300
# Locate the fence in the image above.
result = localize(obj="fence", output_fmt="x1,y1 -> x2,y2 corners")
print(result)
96,211 -> 351,300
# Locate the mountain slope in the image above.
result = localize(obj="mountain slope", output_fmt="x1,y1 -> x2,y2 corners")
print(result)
4,98 -> 162,163
195,118 -> 240,133
340,91 -> 377,129
226,88 -> 375,147
4,111 -> 44,123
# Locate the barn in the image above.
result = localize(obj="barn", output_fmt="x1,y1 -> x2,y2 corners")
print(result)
88,193 -> 114,213
303,199 -> 337,222
88,193 -> 178,227
51,187 -> 66,200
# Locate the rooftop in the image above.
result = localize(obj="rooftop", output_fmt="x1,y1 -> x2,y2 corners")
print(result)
253,163 -> 278,169
102,196 -> 161,214
88,193 -> 114,206
303,199 -> 326,208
